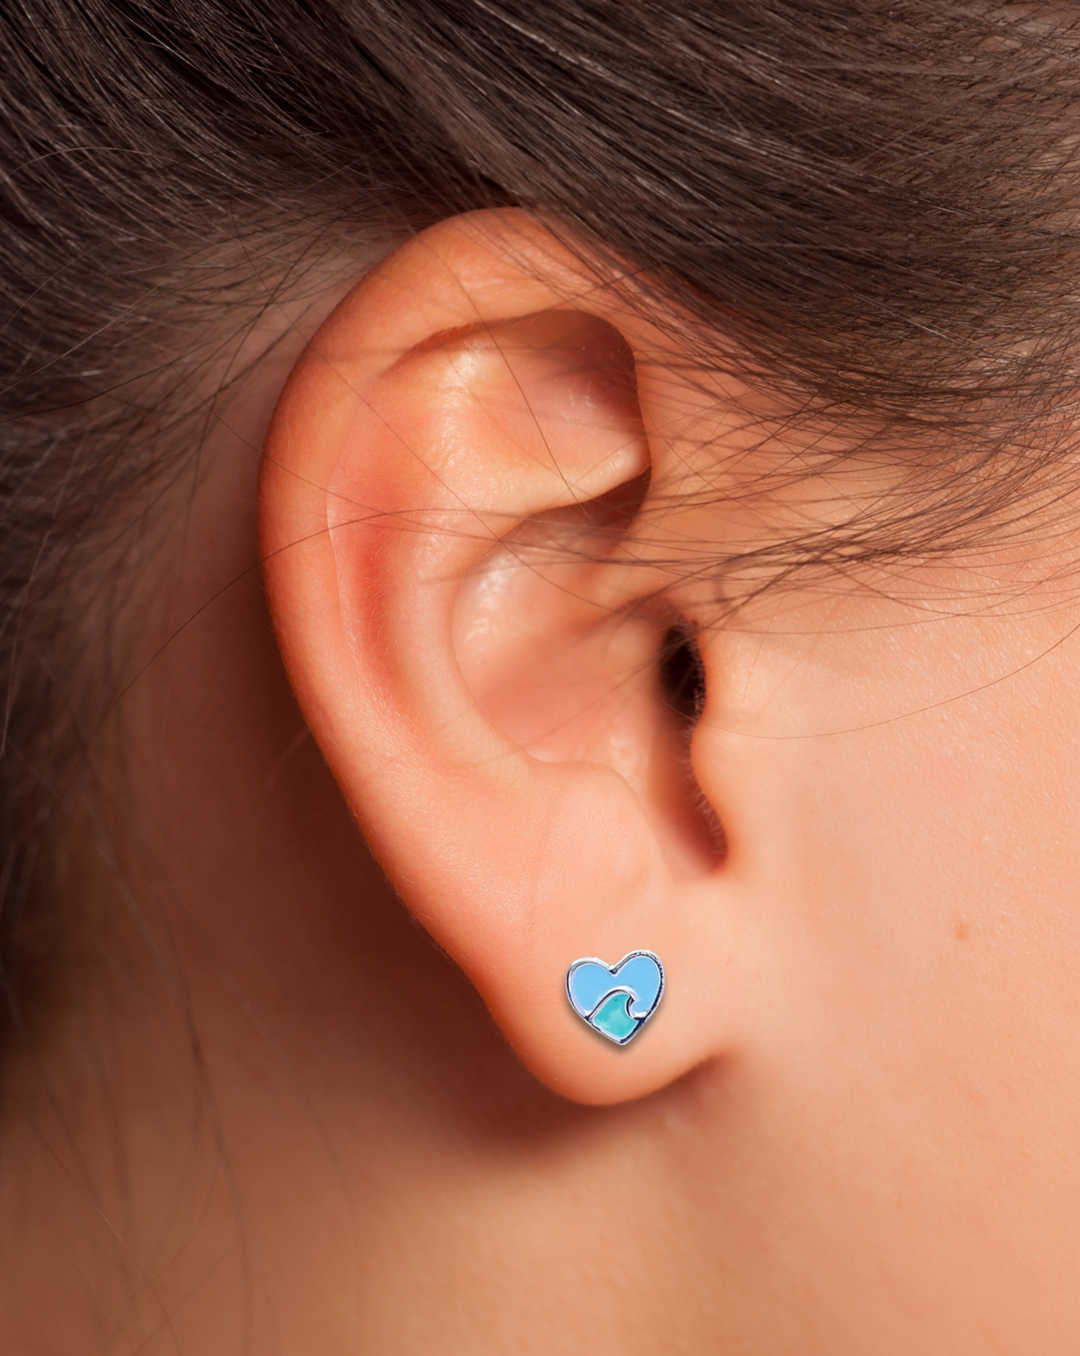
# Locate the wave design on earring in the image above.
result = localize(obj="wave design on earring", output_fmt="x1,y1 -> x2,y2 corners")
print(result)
565,950 -> 665,1045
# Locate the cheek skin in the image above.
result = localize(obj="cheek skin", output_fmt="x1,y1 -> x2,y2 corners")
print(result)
686,569 -> 1080,1342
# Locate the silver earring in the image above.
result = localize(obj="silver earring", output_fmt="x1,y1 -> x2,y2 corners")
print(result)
565,950 -> 664,1045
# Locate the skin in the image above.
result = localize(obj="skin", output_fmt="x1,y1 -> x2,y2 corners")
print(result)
2,211 -> 1080,1353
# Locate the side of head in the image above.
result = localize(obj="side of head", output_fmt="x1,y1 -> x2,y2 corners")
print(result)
4,4 -> 1080,1352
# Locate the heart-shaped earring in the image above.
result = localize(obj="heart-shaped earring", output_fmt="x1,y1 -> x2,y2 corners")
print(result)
565,950 -> 665,1045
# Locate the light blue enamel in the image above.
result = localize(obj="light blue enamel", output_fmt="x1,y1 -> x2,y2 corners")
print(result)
567,962 -> 619,1018
613,954 -> 664,1018
565,950 -> 664,1045
567,952 -> 663,1020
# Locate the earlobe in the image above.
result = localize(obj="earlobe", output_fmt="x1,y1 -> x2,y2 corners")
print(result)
260,212 -> 730,1103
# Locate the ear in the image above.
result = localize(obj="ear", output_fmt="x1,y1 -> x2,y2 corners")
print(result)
259,211 -> 733,1103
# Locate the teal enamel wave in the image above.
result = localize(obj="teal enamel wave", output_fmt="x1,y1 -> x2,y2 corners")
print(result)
588,991 -> 640,1043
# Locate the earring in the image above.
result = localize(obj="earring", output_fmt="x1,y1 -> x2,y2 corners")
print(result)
565,950 -> 664,1045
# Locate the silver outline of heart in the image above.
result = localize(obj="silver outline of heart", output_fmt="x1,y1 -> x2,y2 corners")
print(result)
565,950 -> 665,1045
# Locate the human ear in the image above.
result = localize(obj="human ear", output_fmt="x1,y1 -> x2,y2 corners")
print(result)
259,211 -> 729,1104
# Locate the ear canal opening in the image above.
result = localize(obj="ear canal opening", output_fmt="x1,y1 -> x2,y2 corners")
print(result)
660,625 -> 706,725
656,621 -> 726,872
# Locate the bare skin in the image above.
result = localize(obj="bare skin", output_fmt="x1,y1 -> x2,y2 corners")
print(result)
4,214 -> 1080,1354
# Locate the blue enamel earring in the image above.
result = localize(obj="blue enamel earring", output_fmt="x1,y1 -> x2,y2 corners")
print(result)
565,950 -> 664,1045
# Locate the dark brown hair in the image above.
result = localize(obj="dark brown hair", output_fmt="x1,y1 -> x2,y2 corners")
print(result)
2,0 -> 1078,1022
